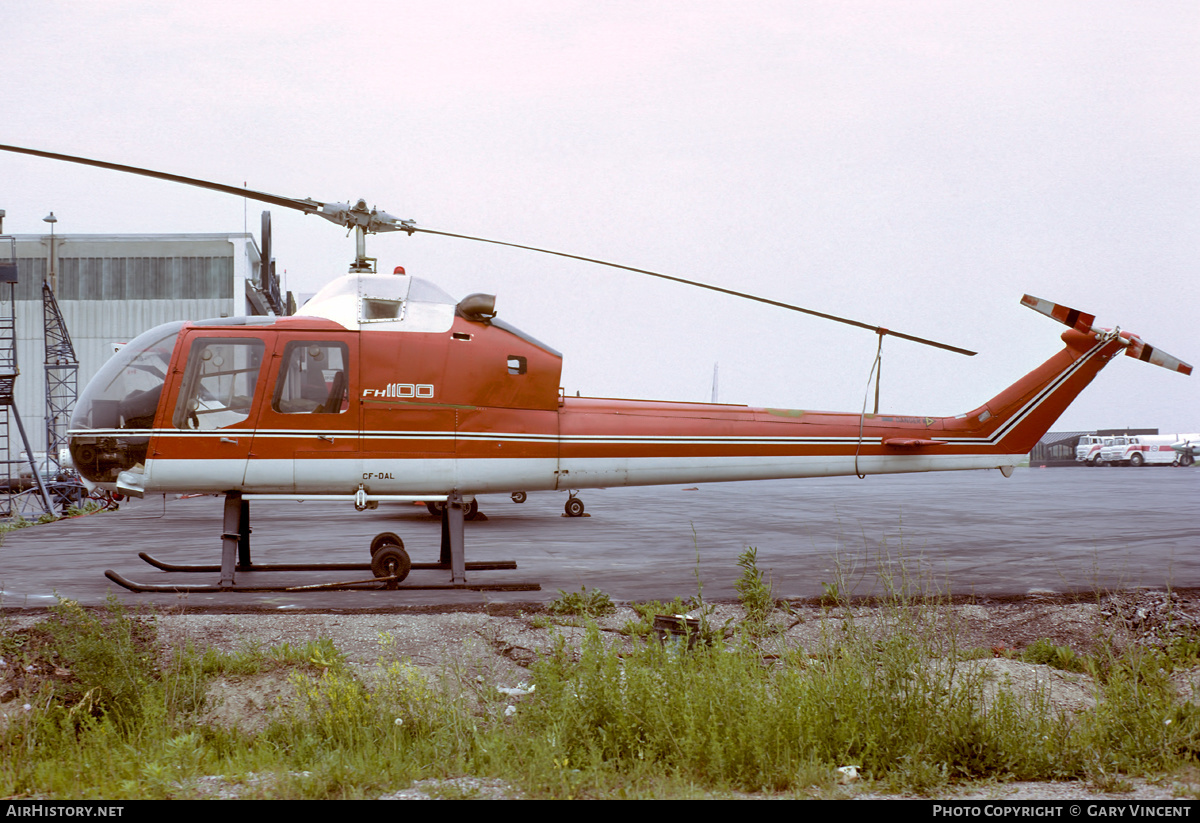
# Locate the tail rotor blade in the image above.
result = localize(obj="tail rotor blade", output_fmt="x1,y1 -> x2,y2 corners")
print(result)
1124,335 -> 1193,376
1020,295 -> 1096,333
1022,294 -> 1192,376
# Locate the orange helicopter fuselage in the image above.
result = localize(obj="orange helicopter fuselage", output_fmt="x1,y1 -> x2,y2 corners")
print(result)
66,273 -> 1125,501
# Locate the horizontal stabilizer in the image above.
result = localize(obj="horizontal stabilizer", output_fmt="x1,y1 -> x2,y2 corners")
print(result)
883,438 -> 943,448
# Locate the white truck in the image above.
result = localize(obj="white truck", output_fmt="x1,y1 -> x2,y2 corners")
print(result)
1099,433 -> 1200,466
1075,435 -> 1113,466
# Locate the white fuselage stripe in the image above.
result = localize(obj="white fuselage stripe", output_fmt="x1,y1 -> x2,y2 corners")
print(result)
142,452 -> 1026,495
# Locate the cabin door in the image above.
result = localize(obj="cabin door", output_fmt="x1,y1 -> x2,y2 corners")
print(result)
150,333 -> 267,493
244,334 -> 360,493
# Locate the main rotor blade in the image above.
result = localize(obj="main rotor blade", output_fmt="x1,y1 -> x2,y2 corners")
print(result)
1,143 -> 974,355
412,226 -> 977,356
0,144 -> 321,214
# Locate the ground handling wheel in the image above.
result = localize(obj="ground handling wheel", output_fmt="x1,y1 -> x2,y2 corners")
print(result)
370,532 -> 403,556
370,540 -> 411,589
565,496 -> 585,518
511,491 -> 527,504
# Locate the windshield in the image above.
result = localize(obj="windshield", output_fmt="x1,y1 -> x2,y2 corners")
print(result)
69,321 -> 184,486
71,321 -> 184,432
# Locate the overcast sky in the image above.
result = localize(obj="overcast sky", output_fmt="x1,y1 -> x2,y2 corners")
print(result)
2,1 -> 1196,434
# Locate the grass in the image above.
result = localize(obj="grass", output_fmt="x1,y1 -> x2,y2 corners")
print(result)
5,583 -> 1200,798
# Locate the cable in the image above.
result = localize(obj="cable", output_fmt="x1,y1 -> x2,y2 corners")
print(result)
854,334 -> 884,479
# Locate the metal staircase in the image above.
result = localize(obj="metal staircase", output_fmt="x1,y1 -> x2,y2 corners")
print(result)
0,235 -> 52,519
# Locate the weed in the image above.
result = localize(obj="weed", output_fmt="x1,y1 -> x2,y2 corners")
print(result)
1076,646 -> 1200,774
65,501 -> 104,517
819,580 -> 842,606
11,573 -> 1200,798
42,595 -> 160,730
735,546 -> 775,632
203,639 -> 274,675
621,597 -> 693,636
685,524 -> 723,641
1160,630 -> 1200,670
269,636 -> 347,672
517,615 -> 1053,793
1088,766 -> 1135,794
1020,639 -> 1088,673
286,668 -> 384,749
0,516 -> 32,534
547,587 -> 615,618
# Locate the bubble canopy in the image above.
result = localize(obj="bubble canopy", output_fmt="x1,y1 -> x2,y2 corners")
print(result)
68,321 -> 184,483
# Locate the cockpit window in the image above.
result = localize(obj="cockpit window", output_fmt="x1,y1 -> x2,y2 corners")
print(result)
173,338 -> 265,430
272,341 -> 349,414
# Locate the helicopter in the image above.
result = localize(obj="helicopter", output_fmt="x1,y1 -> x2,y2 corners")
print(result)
0,144 -> 1192,593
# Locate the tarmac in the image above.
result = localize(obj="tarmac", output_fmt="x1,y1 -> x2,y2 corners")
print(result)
0,466 -> 1196,611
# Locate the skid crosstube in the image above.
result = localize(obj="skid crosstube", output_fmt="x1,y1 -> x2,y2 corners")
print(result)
105,491 -> 539,593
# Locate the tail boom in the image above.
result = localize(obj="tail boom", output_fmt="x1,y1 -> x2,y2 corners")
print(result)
547,327 -> 1126,489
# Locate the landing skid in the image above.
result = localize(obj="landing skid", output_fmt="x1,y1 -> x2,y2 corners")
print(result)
104,491 -> 540,593
136,552 -> 518,574
104,570 -> 536,593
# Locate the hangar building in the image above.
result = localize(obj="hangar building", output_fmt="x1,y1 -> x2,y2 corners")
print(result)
0,231 -> 290,466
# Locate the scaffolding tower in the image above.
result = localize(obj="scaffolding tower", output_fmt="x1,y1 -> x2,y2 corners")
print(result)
43,279 -> 82,512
